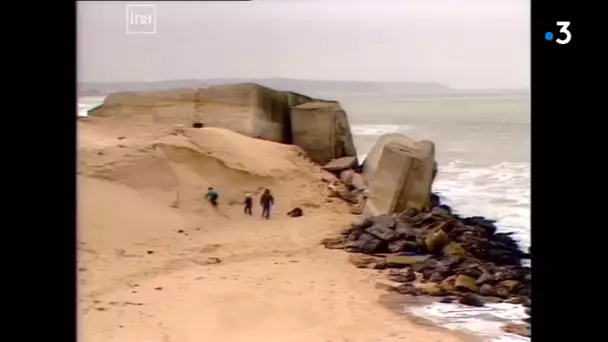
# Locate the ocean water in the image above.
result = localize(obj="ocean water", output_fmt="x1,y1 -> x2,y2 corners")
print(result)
78,96 -> 105,117
78,92 -> 530,341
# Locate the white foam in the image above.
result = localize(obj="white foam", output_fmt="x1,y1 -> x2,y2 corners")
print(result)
77,96 -> 106,117
410,303 -> 529,342
350,124 -> 404,136
433,160 -> 530,249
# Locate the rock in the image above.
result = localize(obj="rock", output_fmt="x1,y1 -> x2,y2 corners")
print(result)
388,240 -> 418,253
371,260 -> 388,269
348,254 -> 381,268
425,227 -> 451,253
386,255 -> 431,268
291,101 -> 357,165
476,272 -> 495,286
394,222 -> 415,238
428,272 -> 447,283
459,263 -> 483,279
501,323 -> 530,338
494,280 -> 522,298
478,284 -> 495,296
375,279 -> 403,292
349,205 -> 364,215
354,233 -> 386,254
363,137 -> 435,215
286,207 -> 303,217
322,157 -> 359,172
463,216 -> 498,236
350,173 -> 367,190
479,296 -> 503,303
320,236 -> 345,249
430,206 -> 451,217
439,275 -> 457,292
320,176 -> 333,183
367,215 -> 396,228
365,225 -> 397,242
410,258 -> 438,272
504,296 -> 529,305
458,293 -> 485,307
192,122 -> 204,128
338,207 -> 531,302
442,242 -> 474,259
454,274 -> 479,293
342,223 -> 362,236
441,256 -> 462,267
340,169 -> 355,185
395,283 -> 420,296
430,193 -> 440,208
439,297 -> 456,304
415,282 -> 444,296
387,268 -> 416,283
328,182 -> 355,202
205,257 -> 222,264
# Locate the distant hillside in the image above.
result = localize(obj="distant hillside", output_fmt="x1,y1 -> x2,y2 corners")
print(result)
78,78 -> 530,99
78,78 -> 452,96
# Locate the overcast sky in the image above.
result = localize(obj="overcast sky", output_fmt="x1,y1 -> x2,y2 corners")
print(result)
77,0 -> 530,89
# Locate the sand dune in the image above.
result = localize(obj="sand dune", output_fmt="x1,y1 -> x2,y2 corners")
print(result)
77,117 -> 465,342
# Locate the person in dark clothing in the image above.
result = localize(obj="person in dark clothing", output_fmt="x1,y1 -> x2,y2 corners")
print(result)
205,187 -> 219,207
260,189 -> 274,219
243,193 -> 253,215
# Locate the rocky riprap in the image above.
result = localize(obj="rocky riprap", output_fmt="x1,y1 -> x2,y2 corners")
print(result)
321,200 -> 531,337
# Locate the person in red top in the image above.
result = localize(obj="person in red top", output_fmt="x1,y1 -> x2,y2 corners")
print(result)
260,189 -> 274,219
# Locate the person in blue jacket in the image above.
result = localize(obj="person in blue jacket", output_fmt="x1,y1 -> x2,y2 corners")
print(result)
205,187 -> 219,207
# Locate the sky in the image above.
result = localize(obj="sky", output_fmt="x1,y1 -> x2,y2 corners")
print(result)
77,0 -> 530,89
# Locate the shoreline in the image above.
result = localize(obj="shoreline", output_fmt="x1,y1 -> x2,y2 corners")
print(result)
384,293 -> 529,342
322,194 -> 530,341
378,293 -> 485,342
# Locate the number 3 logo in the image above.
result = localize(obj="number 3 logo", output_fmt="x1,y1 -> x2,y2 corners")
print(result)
556,21 -> 571,45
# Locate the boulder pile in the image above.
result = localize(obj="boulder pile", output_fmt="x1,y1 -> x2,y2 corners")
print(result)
322,200 -> 531,314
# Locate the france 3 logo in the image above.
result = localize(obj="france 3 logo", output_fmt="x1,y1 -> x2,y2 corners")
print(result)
544,21 -> 571,45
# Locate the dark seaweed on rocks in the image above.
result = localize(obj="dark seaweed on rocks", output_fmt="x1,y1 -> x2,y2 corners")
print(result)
322,193 -> 531,314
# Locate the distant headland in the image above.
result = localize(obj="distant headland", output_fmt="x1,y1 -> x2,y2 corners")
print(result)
78,78 -> 529,98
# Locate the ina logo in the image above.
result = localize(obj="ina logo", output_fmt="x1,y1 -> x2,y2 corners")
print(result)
126,4 -> 157,34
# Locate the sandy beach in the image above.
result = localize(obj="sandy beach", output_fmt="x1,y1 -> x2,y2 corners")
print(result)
77,117 -> 468,342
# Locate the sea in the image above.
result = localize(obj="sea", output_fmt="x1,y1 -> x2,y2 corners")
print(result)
78,91 -> 530,342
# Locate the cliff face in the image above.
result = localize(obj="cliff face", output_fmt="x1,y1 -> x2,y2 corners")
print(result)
90,83 -> 356,165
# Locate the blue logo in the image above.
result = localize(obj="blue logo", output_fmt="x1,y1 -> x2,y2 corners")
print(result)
544,32 -> 554,41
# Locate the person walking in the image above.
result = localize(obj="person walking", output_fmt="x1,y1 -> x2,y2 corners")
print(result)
205,187 -> 219,208
260,189 -> 274,219
243,193 -> 253,215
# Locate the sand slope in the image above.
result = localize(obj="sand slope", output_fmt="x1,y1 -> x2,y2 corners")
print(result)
77,118 -> 464,342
